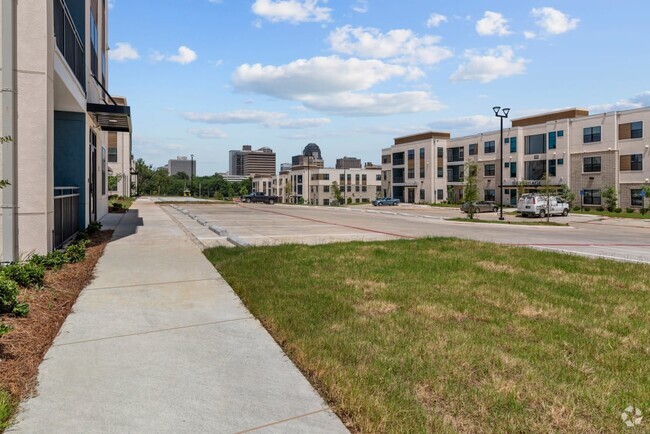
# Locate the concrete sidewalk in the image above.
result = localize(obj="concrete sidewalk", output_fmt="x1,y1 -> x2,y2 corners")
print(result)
10,199 -> 348,433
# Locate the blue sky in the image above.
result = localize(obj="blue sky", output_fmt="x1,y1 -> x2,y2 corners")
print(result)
107,0 -> 650,175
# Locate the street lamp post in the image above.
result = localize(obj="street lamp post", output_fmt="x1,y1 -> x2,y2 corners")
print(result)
493,106 -> 510,220
190,154 -> 194,196
306,155 -> 311,205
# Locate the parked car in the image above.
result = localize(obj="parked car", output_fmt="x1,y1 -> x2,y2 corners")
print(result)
460,201 -> 499,213
372,197 -> 400,206
517,194 -> 569,217
240,191 -> 280,204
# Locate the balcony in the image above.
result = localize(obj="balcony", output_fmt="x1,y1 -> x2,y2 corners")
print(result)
54,0 -> 85,91
54,187 -> 80,248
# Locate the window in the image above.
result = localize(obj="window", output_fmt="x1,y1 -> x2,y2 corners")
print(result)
525,160 -> 546,180
347,186 -> 351,192
324,199 -> 330,206
408,168 -> 415,179
469,143 -> 477,155
510,162 -> 517,178
323,185 -> 330,193
393,152 -> 405,165
557,130 -> 564,137
437,167 -> 443,178
620,154 -> 643,171
437,147 -> 443,158
437,189 -> 443,200
408,149 -> 415,160
420,167 -> 425,178
583,156 -> 601,173
631,189 -> 643,206
524,134 -> 546,154
356,174 -> 360,183
584,189 -> 601,205
376,174 -> 381,181
101,146 -> 106,195
484,189 -> 496,201
510,137 -> 517,153
447,147 -> 464,162
631,121 -> 643,139
362,186 -> 367,192
297,175 -> 303,183
484,164 -> 495,176
420,148 -> 425,158
382,155 -> 391,164
484,141 -> 495,154
549,131 -> 556,149
108,132 -> 118,162
549,159 -> 557,176
583,126 -> 601,143
108,147 -> 118,163
558,158 -> 564,165
504,162 -> 509,168
420,189 -> 425,200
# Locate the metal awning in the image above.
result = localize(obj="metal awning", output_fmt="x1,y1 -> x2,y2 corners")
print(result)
87,103 -> 132,132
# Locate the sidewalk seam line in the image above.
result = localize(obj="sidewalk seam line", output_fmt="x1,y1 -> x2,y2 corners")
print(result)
160,204 -> 208,249
84,277 -> 224,292
233,408 -> 331,434
53,316 -> 254,347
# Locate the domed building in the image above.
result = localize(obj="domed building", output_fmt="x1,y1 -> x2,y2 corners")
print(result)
303,143 -> 322,160
291,142 -> 324,168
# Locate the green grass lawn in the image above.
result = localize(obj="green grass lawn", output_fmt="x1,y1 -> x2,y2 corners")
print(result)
448,217 -> 569,226
572,209 -> 649,219
205,239 -> 650,433
0,390 -> 16,430
108,196 -> 135,210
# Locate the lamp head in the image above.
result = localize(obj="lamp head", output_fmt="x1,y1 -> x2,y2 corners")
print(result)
503,108 -> 510,117
493,106 -> 501,115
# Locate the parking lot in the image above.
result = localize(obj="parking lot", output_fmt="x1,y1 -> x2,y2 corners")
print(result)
163,201 -> 650,264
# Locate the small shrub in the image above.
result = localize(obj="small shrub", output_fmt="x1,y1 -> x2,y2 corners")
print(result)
12,302 -> 29,317
112,202 -> 123,210
596,206 -> 605,212
1,263 -> 45,288
641,208 -> 648,215
625,208 -> 635,214
74,230 -> 90,243
86,221 -> 102,235
30,250 -> 68,271
0,321 -> 12,337
573,206 -> 581,211
65,240 -> 89,263
614,208 -> 622,213
0,275 -> 19,315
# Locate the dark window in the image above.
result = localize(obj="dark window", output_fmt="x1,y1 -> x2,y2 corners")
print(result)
631,189 -> 643,206
484,141 -> 495,154
437,147 -> 443,158
631,121 -> 643,139
408,149 -> 415,160
108,147 -> 117,163
101,146 -> 106,195
437,189 -> 443,200
583,189 -> 601,205
557,130 -> 564,137
525,160 -> 546,180
447,147 -> 464,162
549,159 -> 557,176
419,148 -> 425,158
525,134 -> 546,154
323,185 -> 330,193
469,143 -> 477,155
510,162 -> 517,178
484,189 -> 496,201
549,131 -> 556,149
620,154 -> 643,171
437,167 -> 443,178
362,186 -> 367,192
583,156 -> 601,173
420,168 -> 425,178
393,152 -> 405,165
355,186 -> 360,192
408,168 -> 415,179
558,158 -> 564,165
376,174 -> 381,181
510,137 -> 517,153
382,155 -> 391,164
324,174 -> 330,180
584,126 -> 601,143
297,175 -> 303,183
420,189 -> 425,200
484,164 -> 495,176
324,199 -> 330,206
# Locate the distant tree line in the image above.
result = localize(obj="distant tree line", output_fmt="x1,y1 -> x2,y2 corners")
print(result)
133,158 -> 252,198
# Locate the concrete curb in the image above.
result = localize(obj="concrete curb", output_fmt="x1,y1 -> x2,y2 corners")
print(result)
196,218 -> 207,226
209,225 -> 228,236
227,235 -> 251,247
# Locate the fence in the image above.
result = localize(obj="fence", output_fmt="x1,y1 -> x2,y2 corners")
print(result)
54,187 -> 80,248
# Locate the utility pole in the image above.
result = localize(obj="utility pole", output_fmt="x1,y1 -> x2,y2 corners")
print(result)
190,154 -> 194,196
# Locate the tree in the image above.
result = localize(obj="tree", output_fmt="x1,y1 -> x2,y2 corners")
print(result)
108,173 -> 123,193
446,185 -> 455,204
601,186 -> 618,211
539,175 -> 555,222
463,160 -> 478,219
331,181 -> 343,205
559,184 -> 576,206
284,179 -> 293,203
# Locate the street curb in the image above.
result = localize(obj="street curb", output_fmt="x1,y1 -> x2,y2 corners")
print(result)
209,225 -> 228,236
227,235 -> 251,247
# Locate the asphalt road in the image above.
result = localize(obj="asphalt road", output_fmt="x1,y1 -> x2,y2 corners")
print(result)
166,202 -> 650,264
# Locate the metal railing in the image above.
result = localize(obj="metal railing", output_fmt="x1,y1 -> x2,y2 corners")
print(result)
53,0 -> 85,91
54,187 -> 80,248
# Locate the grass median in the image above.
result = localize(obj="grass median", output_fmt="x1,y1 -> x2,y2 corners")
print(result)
448,217 -> 569,226
205,238 -> 650,433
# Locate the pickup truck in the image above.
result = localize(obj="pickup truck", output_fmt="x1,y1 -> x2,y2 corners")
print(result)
241,191 -> 280,204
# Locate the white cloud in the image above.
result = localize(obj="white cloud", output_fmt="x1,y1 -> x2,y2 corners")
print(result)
233,56 -> 422,99
588,91 -> 650,113
426,13 -> 448,28
299,91 -> 444,116
353,0 -> 368,13
251,0 -> 331,24
108,0 -> 115,9
188,128 -> 228,139
151,46 -> 198,64
531,7 -> 579,35
476,11 -> 511,36
523,31 -> 536,39
108,42 -> 139,62
428,115 -> 499,135
451,46 -> 527,83
328,26 -> 453,65
182,109 -> 331,129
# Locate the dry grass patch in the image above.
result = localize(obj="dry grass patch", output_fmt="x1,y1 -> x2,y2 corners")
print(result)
476,260 -> 516,274
355,300 -> 397,317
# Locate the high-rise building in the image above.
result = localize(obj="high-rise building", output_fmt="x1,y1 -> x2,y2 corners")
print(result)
168,156 -> 196,177
336,157 -> 362,170
229,145 -> 276,176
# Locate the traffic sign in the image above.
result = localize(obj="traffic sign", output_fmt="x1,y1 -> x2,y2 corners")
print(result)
579,189 -> 584,196
641,190 -> 647,198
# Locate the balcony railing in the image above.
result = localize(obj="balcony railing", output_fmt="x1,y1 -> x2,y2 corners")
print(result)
54,0 -> 85,91
54,187 -> 80,248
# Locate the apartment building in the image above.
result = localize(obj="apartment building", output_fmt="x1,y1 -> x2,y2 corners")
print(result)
0,0 -> 132,260
381,108 -> 650,208
107,96 -> 133,197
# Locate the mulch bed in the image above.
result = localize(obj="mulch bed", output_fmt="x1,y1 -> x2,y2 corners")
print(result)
0,230 -> 113,399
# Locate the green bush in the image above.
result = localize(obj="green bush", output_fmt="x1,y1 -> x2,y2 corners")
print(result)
614,208 -> 622,213
596,206 -> 605,212
573,206 -> 581,211
0,321 -> 12,337
65,240 -> 89,263
1,263 -> 45,288
29,250 -> 68,271
641,208 -> 649,215
74,230 -> 90,242
86,221 -> 102,235
625,208 -> 635,214
0,275 -> 27,317
111,202 -> 123,210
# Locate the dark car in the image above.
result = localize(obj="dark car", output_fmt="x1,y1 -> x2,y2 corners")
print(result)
460,201 -> 498,213
372,197 -> 400,206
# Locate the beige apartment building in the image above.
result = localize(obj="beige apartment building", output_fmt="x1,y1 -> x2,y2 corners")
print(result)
382,108 -> 649,208
0,0 -> 131,260
107,96 -> 133,197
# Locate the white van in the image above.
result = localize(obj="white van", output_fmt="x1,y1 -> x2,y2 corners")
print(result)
518,194 -> 570,218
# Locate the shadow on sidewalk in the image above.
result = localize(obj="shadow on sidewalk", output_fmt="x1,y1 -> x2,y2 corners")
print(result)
107,209 -> 144,242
